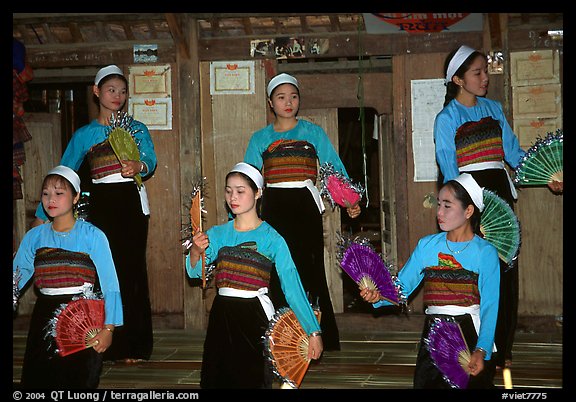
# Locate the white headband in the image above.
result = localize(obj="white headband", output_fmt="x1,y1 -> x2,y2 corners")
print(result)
453,173 -> 484,212
230,162 -> 264,189
46,165 -> 81,193
95,64 -> 124,86
445,45 -> 476,84
267,73 -> 299,97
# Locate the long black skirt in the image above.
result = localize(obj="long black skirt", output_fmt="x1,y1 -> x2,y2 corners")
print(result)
200,294 -> 273,389
89,181 -> 153,361
20,293 -> 103,389
262,186 -> 341,351
413,314 -> 496,389
468,169 -> 519,367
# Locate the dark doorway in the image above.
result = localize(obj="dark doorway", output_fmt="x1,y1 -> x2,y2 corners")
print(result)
338,107 -> 381,313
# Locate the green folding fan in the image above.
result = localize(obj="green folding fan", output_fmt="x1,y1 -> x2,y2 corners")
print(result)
106,111 -> 143,188
480,189 -> 521,268
514,130 -> 563,186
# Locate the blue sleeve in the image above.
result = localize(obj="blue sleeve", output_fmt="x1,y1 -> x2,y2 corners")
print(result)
185,227 -> 219,279
311,123 -> 350,178
132,120 -> 157,178
89,227 -> 123,326
493,102 -> 525,169
274,236 -> 322,334
373,239 -> 426,309
243,132 -> 265,170
12,229 -> 38,291
433,111 -> 461,183
476,246 -> 500,359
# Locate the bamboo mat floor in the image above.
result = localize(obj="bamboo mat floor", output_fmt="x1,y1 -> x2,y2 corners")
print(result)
12,327 -> 563,390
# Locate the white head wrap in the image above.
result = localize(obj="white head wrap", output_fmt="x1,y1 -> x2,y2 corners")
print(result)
453,173 -> 484,212
266,73 -> 299,97
445,45 -> 476,84
95,64 -> 124,86
229,162 -> 264,189
46,165 -> 81,193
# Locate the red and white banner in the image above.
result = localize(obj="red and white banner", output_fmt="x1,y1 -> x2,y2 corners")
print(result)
363,13 -> 483,34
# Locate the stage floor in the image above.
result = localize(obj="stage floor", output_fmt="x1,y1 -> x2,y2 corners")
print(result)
12,324 -> 562,390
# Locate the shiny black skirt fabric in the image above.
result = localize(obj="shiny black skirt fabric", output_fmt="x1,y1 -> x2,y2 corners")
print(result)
200,294 -> 273,388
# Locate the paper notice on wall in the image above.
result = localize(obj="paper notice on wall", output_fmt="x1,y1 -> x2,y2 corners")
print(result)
411,79 -> 445,182
210,61 -> 255,95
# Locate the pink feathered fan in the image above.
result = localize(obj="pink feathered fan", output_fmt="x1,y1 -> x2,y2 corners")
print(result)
319,162 -> 365,209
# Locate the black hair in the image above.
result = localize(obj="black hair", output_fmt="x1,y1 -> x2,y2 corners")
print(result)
443,47 -> 486,107
443,179 -> 481,234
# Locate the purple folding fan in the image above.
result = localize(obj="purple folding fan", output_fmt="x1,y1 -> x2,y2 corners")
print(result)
339,242 -> 400,305
425,317 -> 471,389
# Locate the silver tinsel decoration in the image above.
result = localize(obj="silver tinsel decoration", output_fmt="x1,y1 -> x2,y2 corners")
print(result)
513,129 -> 563,186
180,178 -> 215,284
318,162 -> 365,210
336,232 -> 407,307
106,111 -> 142,145
181,177 -> 208,250
13,268 -> 22,312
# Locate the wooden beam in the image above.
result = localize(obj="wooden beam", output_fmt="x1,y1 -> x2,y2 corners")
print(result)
122,22 -> 135,41
242,17 -> 253,35
198,31 -> 482,61
165,13 -> 190,60
488,13 -> 503,49
68,22 -> 83,43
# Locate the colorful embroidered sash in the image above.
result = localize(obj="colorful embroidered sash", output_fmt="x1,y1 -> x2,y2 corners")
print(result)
262,139 -> 318,184
214,242 -> 274,291
86,140 -> 123,180
455,116 -> 504,168
33,247 -> 97,289
423,253 -> 480,307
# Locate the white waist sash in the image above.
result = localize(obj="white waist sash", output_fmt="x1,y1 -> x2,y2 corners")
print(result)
267,179 -> 325,214
39,282 -> 92,296
426,304 -> 497,352
460,161 -> 518,200
218,287 -> 275,320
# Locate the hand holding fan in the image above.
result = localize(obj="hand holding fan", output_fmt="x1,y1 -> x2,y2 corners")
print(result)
182,178 -> 209,287
318,162 -> 365,209
425,317 -> 471,389
264,306 -> 321,389
49,298 -> 105,357
480,189 -> 521,268
514,130 -> 563,186
107,111 -> 143,188
337,236 -> 403,305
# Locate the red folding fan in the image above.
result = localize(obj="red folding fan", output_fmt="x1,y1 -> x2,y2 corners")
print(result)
54,298 -> 105,357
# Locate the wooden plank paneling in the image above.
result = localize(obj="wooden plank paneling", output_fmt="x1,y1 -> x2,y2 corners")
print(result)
208,62 -> 268,225
198,60 -> 268,321
178,17 -> 205,331
298,73 -> 391,115
146,128 -> 184,318
515,187 -> 563,315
